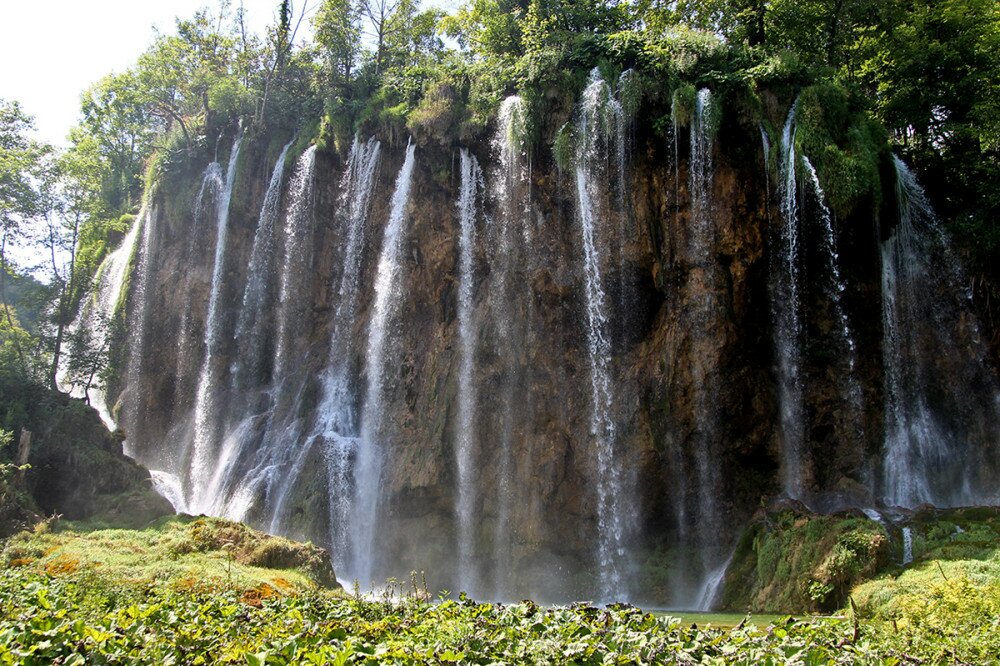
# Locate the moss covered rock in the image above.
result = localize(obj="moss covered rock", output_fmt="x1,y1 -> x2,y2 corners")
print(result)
1,382 -> 171,536
721,503 -> 889,613
1,515 -> 340,595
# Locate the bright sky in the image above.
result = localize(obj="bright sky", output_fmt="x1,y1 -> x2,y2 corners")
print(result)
0,0 -> 297,146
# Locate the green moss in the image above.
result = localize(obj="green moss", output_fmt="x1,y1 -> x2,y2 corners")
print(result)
552,122 -> 575,173
1,516 -> 339,594
852,508 -> 1000,621
724,510 -> 888,613
407,82 -> 466,146
671,84 -> 697,128
795,82 -> 887,219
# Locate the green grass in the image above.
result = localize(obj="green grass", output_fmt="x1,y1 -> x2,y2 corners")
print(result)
1,515 -> 339,597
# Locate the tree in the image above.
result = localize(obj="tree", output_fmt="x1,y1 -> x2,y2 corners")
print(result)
64,309 -> 113,403
359,0 -> 405,77
0,100 -> 52,373
315,0 -> 362,98
76,72 -> 155,212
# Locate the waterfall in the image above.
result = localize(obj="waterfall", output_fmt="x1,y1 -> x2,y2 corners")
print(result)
59,208 -> 145,429
901,527 -> 913,565
489,95 -> 528,598
686,88 -> 728,611
454,149 -> 482,595
574,69 -> 627,599
273,146 -> 317,381
353,142 -> 417,585
187,135 -> 243,511
688,89 -> 714,258
773,101 -> 806,499
880,156 -> 1000,507
801,157 -> 863,418
181,140 -> 296,519
121,202 -> 158,455
173,167 -> 225,409
313,135 -> 382,570
694,553 -> 733,611
232,139 -> 294,393
255,145 -> 324,533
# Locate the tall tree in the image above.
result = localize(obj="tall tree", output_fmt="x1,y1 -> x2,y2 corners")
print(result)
0,100 -> 51,373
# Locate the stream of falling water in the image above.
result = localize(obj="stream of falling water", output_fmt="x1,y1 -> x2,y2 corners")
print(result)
687,88 -> 728,611
186,135 -> 243,511
273,146 -> 317,382
489,95 -> 527,598
879,156 -> 1000,507
121,200 -> 158,458
880,156 -> 950,507
59,205 -> 147,430
187,141 -> 296,518
353,142 -> 417,586
575,69 -> 626,600
315,136 -> 382,570
215,148 -> 318,525
232,139 -> 294,393
774,101 -> 806,500
455,149 -> 482,595
801,156 -> 863,423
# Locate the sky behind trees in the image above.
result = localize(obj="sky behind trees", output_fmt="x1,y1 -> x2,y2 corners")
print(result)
0,1 -> 286,145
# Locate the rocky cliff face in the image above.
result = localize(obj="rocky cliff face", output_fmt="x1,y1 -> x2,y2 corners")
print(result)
100,79 -> 1000,606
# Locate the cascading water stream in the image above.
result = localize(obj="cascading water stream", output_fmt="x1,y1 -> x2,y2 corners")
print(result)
223,146 -> 321,531
454,149 -> 482,595
186,135 -> 243,511
574,69 -> 626,600
188,141 -> 295,518
901,527 -> 913,565
353,142 -> 417,586
489,95 -> 527,598
880,157 -> 950,507
271,136 -> 383,553
172,169 -> 225,411
273,146 -> 317,382
213,148 -> 317,525
686,88 -> 728,611
233,139 -> 295,393
773,101 -> 806,500
59,207 -> 146,430
121,200 -> 158,457
305,136 -> 382,567
801,156 -> 863,418
879,156 -> 1000,507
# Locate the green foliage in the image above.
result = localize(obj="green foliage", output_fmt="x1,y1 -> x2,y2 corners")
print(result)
724,510 -> 889,613
0,270 -> 46,333
552,123 -> 575,173
795,81 -> 887,218
671,84 -> 698,128
0,520 -> 998,663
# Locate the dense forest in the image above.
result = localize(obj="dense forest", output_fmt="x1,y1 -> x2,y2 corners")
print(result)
3,0 -> 1000,662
